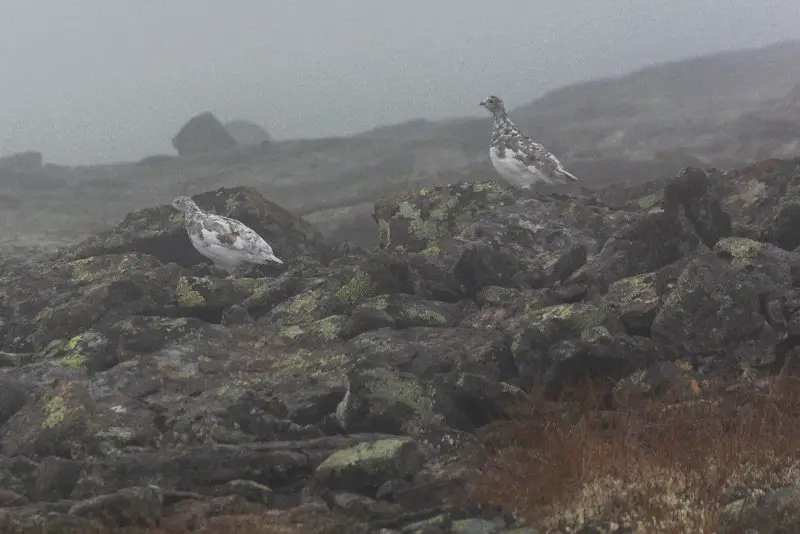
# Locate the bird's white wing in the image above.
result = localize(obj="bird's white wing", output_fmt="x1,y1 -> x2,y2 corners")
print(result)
516,136 -> 578,181
196,214 -> 274,256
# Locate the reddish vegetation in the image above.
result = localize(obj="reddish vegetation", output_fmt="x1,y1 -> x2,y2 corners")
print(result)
470,372 -> 800,532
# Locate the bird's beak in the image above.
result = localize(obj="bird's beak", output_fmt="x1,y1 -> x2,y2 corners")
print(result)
479,100 -> 486,107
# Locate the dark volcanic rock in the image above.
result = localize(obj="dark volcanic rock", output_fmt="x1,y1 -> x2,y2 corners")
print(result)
2,159 -> 800,532
172,111 -> 238,157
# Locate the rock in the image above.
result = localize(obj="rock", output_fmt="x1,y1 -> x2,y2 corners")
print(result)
313,437 -> 425,494
218,479 -> 274,505
59,186 -> 329,269
33,456 -> 83,501
172,111 -> 238,157
225,119 -> 272,146
68,485 -> 163,527
663,166 -> 732,247
345,294 -> 472,338
373,181 -> 517,252
651,253 -> 777,362
0,150 -> 43,173
0,379 -> 28,425
3,159 -> 800,531
567,209 -> 708,297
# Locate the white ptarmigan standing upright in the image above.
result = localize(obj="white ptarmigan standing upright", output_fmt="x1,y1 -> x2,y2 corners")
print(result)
171,195 -> 283,277
479,95 -> 578,189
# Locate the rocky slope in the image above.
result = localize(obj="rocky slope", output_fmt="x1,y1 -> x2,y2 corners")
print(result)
1,158 -> 800,532
4,41 -> 800,257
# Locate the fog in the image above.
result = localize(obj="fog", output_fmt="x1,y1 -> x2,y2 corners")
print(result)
2,0 -> 800,165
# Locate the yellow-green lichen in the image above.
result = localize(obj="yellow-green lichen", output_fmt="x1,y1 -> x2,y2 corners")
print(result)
280,315 -> 346,343
314,315 -> 347,341
471,181 -> 502,193
279,325 -> 305,340
68,258 -> 96,284
535,303 -> 606,330
335,271 -> 376,308
269,349 -> 350,379
479,286 -> 520,306
176,276 -> 211,308
53,333 -> 92,373
538,303 -> 576,321
367,372 -> 438,431
318,437 -> 415,471
57,352 -> 88,373
398,303 -> 448,326
42,396 -> 67,429
714,236 -> 764,260
633,193 -> 662,211
368,295 -> 390,310
605,272 -> 658,308
287,288 -> 324,316
420,244 -> 441,259
34,306 -> 54,322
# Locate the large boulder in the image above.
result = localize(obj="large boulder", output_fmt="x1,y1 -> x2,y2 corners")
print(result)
225,119 -> 272,146
59,185 -> 330,268
171,111 -> 238,157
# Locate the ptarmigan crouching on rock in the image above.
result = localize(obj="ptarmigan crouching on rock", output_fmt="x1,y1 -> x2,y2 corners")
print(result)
171,195 -> 283,278
480,94 -> 578,189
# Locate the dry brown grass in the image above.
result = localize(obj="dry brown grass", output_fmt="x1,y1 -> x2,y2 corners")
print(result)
470,373 -> 800,533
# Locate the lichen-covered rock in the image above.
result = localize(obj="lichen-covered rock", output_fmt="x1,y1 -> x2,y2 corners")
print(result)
663,166 -> 732,247
651,254 -> 777,362
0,252 -> 186,352
335,365 -> 454,436
59,185 -> 329,268
567,209 -> 709,297
345,294 -> 472,338
174,275 -> 261,319
348,327 -> 517,383
313,437 -> 424,494
374,181 -> 517,252
69,485 -> 164,527
5,159 -> 800,532
599,272 -> 661,336
714,158 -> 800,241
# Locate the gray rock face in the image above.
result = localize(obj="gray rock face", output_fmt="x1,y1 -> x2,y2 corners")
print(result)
1,158 -> 800,532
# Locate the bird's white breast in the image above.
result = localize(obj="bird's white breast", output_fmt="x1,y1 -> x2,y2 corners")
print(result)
489,146 -> 545,189
189,230 -> 247,266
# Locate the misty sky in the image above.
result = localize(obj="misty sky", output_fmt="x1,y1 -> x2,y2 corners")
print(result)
3,1 -> 800,165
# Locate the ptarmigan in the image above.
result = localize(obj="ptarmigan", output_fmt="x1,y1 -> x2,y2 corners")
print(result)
171,195 -> 283,277
480,95 -> 578,188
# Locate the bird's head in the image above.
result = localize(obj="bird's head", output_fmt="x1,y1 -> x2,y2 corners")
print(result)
480,95 -> 505,114
171,195 -> 200,214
